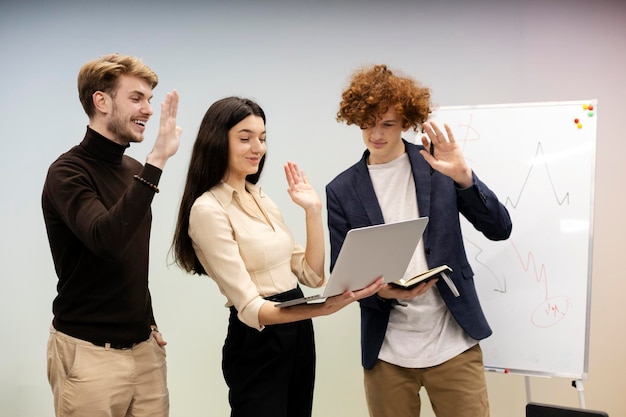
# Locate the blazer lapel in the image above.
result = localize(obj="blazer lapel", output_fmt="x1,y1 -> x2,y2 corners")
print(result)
354,152 -> 385,225
405,140 -> 432,219
352,143 -> 431,225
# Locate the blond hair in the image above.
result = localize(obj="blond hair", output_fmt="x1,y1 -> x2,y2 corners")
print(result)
77,53 -> 158,118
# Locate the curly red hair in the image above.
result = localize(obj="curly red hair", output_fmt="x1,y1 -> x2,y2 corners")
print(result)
337,64 -> 431,131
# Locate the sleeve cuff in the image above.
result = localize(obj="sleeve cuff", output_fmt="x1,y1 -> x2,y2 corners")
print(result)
238,298 -> 267,331
141,163 -> 163,186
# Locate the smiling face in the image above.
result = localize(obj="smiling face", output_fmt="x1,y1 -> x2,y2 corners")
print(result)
98,74 -> 154,146
224,115 -> 266,186
361,107 -> 408,165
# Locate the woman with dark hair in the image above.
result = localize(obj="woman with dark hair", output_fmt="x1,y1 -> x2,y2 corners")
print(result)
172,97 -> 382,417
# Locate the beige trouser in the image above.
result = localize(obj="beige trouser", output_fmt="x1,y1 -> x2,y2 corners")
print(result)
364,344 -> 489,417
47,327 -> 169,417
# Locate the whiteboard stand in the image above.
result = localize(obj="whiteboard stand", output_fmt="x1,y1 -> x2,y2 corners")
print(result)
524,377 -> 587,409
573,379 -> 586,409
524,375 -> 587,410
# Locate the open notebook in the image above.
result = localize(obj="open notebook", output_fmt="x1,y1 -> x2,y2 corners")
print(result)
275,217 -> 429,308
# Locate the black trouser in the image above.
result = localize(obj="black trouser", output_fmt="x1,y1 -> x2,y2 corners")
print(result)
222,287 -> 316,417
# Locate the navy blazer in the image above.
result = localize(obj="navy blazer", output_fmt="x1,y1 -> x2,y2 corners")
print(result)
326,140 -> 512,370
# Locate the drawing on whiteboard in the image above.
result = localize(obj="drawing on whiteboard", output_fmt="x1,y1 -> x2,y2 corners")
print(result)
511,240 -> 573,328
464,237 -> 507,293
505,142 -> 570,209
454,113 -> 481,156
533,296 -> 572,328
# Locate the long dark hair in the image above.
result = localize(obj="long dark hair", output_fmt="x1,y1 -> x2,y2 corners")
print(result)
172,97 -> 267,275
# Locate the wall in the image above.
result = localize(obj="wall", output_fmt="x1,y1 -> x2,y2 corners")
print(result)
1,0 -> 624,416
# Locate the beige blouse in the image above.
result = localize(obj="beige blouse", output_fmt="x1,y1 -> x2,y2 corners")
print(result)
189,181 -> 325,330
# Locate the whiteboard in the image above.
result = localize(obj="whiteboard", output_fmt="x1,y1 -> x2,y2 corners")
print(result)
430,100 -> 597,379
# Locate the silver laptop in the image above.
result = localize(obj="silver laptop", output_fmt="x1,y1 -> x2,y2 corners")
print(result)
275,217 -> 429,308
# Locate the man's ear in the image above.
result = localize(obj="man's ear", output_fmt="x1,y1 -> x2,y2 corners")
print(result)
92,91 -> 110,115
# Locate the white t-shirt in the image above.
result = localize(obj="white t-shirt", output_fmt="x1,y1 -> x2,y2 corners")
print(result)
368,152 -> 476,368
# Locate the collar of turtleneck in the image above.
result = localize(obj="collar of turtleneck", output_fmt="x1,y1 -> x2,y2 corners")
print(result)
79,126 -> 130,165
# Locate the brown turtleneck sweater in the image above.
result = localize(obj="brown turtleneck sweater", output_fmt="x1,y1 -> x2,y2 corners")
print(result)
42,126 -> 162,346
